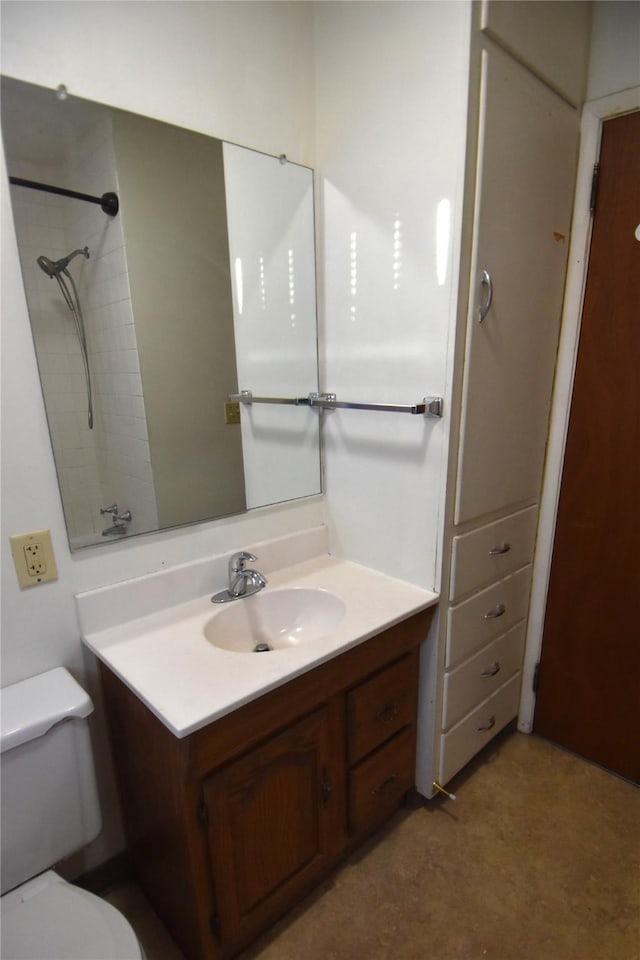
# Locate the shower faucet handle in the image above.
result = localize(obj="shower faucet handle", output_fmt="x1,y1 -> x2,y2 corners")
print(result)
101,504 -> 132,523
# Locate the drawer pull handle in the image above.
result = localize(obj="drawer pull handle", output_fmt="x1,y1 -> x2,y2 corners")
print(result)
480,661 -> 501,678
373,774 -> 397,797
489,542 -> 511,556
476,715 -> 496,733
376,701 -> 400,724
484,603 -> 506,620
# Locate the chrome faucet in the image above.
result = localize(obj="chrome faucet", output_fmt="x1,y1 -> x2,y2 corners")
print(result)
211,551 -> 267,603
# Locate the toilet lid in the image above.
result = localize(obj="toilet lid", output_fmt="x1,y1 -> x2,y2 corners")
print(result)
1,871 -> 143,960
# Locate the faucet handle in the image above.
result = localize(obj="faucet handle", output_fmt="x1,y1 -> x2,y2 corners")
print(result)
229,550 -> 257,574
250,571 -> 268,588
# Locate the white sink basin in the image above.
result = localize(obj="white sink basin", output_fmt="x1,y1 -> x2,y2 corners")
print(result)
203,587 -> 346,653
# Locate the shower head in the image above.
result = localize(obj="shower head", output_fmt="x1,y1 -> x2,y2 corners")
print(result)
37,246 -> 89,278
36,255 -> 59,278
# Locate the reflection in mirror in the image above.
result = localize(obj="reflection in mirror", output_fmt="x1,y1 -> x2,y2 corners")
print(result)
224,144 -> 321,509
1,77 -> 321,550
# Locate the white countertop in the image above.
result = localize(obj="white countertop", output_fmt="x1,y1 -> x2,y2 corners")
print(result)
81,554 -> 438,738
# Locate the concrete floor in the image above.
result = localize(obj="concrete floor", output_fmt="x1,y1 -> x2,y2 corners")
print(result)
109,729 -> 640,960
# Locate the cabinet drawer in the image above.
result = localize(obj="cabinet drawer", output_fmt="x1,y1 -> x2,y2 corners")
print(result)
349,727 -> 415,835
347,653 -> 417,764
442,622 -> 526,730
446,565 -> 531,668
449,505 -> 538,602
438,673 -> 521,786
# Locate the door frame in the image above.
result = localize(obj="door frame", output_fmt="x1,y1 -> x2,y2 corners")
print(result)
518,85 -> 640,733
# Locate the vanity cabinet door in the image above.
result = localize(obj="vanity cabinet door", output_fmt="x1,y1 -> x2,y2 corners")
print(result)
202,707 -> 342,951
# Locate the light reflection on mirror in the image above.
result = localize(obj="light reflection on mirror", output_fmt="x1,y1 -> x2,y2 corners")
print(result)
1,77 -> 321,550
349,231 -> 358,322
392,214 -> 403,291
436,198 -> 451,286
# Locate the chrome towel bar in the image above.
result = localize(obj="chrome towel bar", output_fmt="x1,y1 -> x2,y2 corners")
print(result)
228,391 -> 310,406
228,391 -> 443,418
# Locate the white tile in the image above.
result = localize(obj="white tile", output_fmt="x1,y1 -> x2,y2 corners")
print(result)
121,350 -> 140,374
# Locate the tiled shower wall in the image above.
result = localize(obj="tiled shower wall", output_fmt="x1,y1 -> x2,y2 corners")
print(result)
67,113 -> 159,542
9,160 -> 103,545
8,112 -> 158,547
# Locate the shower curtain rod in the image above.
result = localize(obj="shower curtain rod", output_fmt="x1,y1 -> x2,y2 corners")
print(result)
9,176 -> 119,216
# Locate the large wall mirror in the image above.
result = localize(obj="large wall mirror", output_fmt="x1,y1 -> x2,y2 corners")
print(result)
1,77 -> 321,550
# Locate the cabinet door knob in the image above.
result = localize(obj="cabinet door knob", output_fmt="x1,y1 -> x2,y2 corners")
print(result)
476,715 -> 496,733
484,603 -> 506,620
477,269 -> 493,322
480,661 -> 501,678
489,542 -> 511,556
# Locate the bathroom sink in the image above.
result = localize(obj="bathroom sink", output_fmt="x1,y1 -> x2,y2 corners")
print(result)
203,587 -> 346,653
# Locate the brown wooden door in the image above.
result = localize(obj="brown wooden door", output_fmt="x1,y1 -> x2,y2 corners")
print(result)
202,707 -> 343,951
534,111 -> 640,783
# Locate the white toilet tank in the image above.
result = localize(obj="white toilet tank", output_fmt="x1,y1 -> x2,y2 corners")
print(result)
1,668 -> 102,895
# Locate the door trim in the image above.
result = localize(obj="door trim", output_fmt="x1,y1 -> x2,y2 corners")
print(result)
518,85 -> 640,733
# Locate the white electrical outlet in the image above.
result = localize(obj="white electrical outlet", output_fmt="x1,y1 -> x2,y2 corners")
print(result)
10,529 -> 58,588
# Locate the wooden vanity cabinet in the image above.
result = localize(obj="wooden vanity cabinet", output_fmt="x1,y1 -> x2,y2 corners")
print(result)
99,607 -> 433,960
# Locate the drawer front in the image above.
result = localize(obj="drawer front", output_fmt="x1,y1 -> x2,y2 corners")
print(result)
442,622 -> 526,730
446,565 -> 531,668
449,505 -> 538,602
438,673 -> 521,786
349,727 -> 415,835
347,653 -> 417,764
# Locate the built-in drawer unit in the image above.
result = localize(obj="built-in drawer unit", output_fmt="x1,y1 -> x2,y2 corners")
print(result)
446,565 -> 531,668
449,505 -> 538,602
349,726 -> 415,834
438,673 -> 522,786
347,654 -> 416,764
442,622 -> 526,730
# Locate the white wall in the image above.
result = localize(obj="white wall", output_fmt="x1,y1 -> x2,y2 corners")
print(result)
314,1 -> 470,588
1,0 -> 319,871
587,0 -> 640,101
